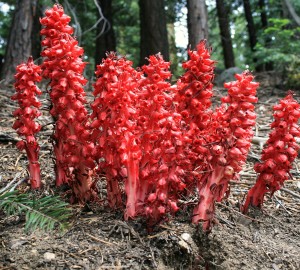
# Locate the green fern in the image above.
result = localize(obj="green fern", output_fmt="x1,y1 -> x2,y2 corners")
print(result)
0,190 -> 73,232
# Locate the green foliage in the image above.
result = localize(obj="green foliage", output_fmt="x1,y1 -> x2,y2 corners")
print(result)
0,2 -> 14,55
255,18 -> 300,88
113,0 -> 140,66
0,190 -> 72,232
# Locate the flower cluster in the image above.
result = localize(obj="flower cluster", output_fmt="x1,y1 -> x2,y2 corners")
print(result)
242,92 -> 300,213
12,57 -> 42,189
172,42 -> 216,191
192,71 -> 259,231
91,53 -> 143,211
175,40 -> 215,129
40,4 -> 97,202
138,55 -> 185,224
12,4 -> 300,232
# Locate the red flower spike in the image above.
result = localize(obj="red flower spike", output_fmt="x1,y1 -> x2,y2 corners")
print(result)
175,41 -> 215,130
137,54 -> 185,225
242,92 -> 300,213
192,71 -> 259,231
40,4 -> 97,202
171,41 -> 216,195
92,53 -> 143,212
12,57 -> 42,189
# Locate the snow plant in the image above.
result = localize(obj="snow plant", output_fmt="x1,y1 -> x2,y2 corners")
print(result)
191,72 -> 259,230
12,57 -> 42,189
40,4 -> 97,202
242,92 -> 300,213
11,4 -> 300,232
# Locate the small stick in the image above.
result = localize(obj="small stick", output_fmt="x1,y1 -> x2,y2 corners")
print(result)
0,171 -> 23,194
281,187 -> 300,200
14,153 -> 23,168
85,232 -> 116,246
10,177 -> 27,192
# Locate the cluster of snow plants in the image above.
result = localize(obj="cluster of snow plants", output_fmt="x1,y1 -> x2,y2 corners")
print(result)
12,4 -> 300,232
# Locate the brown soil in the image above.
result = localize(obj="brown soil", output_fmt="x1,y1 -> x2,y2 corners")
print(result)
0,76 -> 299,270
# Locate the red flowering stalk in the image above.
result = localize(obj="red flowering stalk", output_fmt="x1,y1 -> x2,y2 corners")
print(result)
173,41 -> 216,188
174,40 -> 215,130
242,92 -> 300,213
192,71 -> 259,231
12,57 -> 42,189
91,53 -> 143,211
40,4 -> 96,202
137,55 -> 185,224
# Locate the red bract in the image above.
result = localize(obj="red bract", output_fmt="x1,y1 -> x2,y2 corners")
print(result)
192,71 -> 259,231
40,4 -> 97,202
175,40 -> 215,130
92,53 -> 143,212
12,57 -> 42,189
173,41 -> 216,190
138,54 -> 185,225
242,92 -> 300,213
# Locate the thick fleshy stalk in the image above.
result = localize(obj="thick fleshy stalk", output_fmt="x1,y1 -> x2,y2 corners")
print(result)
12,57 -> 42,189
192,71 -> 259,231
242,92 -> 300,213
40,4 -> 97,202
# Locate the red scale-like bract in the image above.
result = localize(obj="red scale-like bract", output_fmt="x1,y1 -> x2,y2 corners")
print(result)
92,53 -> 143,211
242,93 -> 300,213
174,41 -> 215,188
12,57 -> 42,189
137,55 -> 185,224
192,71 -> 259,231
175,41 -> 215,128
40,4 -> 97,202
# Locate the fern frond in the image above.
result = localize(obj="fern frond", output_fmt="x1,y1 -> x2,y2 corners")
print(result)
0,191 -> 72,232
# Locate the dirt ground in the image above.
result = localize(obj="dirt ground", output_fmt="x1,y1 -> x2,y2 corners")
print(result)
0,74 -> 300,270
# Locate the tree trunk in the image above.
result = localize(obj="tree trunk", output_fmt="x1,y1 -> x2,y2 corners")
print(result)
242,0 -> 257,52
216,0 -> 235,68
187,0 -> 209,49
31,0 -> 42,61
259,0 -> 268,29
94,0 -> 116,67
1,0 -> 36,83
139,0 -> 169,65
283,0 -> 300,26
259,0 -> 273,71
243,0 -> 262,71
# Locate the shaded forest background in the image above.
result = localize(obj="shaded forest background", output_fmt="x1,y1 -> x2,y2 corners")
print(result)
0,0 -> 299,89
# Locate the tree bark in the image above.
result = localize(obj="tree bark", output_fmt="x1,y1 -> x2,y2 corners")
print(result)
243,0 -> 262,71
1,0 -> 36,83
259,0 -> 273,71
31,0 -> 42,61
94,0 -> 116,67
282,0 -> 300,26
187,0 -> 209,49
242,0 -> 257,52
216,0 -> 235,68
259,0 -> 268,29
139,0 -> 169,66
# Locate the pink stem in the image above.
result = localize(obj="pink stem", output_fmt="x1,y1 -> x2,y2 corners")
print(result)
124,156 -> 139,219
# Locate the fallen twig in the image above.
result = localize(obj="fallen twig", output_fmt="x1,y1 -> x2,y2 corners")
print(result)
281,187 -> 300,200
85,232 -> 117,246
0,171 -> 23,194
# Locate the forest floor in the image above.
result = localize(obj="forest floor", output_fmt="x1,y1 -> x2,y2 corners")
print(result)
0,73 -> 300,270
